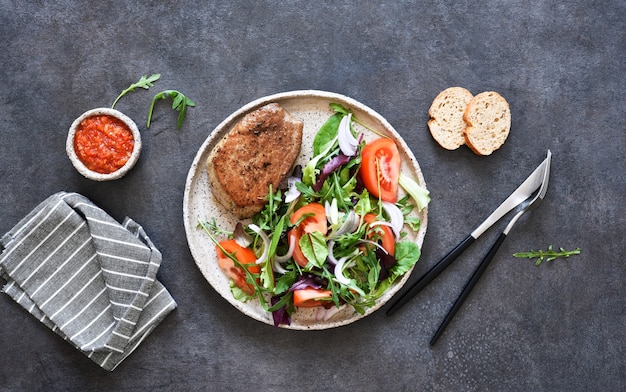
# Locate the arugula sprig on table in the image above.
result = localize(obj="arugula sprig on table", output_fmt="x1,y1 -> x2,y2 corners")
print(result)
110,73 -> 195,129
112,74 -> 161,109
147,90 -> 195,129
513,245 -> 581,266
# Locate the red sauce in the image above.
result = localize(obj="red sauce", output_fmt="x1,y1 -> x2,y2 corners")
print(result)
74,114 -> 135,174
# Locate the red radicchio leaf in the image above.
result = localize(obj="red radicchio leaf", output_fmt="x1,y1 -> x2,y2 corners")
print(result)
376,248 -> 397,282
289,273 -> 326,291
271,296 -> 291,327
312,154 -> 352,192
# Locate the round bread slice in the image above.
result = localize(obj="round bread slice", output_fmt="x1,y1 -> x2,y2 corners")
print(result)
427,87 -> 473,150
463,91 -> 511,155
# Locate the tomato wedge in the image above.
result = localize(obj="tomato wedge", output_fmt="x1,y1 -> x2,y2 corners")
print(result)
293,288 -> 333,307
359,138 -> 401,202
290,202 -> 328,234
215,239 -> 260,295
289,203 -> 328,268
288,228 -> 309,268
364,213 -> 396,257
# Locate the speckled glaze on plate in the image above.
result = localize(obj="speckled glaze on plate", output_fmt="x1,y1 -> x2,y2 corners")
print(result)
183,90 -> 428,330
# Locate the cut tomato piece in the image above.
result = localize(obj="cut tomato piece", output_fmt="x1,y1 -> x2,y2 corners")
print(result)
215,239 -> 260,295
359,138 -> 401,202
288,228 -> 309,268
289,203 -> 328,268
290,202 -> 328,234
292,288 -> 333,307
364,213 -> 396,257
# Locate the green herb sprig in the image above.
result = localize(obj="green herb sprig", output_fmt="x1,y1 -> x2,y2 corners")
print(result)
147,90 -> 195,129
111,74 -> 161,109
513,245 -> 581,266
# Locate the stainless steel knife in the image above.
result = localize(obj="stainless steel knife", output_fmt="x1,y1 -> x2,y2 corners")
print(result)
386,151 -> 551,316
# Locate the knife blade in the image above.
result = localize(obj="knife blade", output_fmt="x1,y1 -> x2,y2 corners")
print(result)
386,152 -> 551,316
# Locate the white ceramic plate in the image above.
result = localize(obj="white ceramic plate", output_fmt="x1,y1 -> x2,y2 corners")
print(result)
183,90 -> 428,330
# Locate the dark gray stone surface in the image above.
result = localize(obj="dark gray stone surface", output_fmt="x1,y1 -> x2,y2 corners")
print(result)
1,1 -> 624,390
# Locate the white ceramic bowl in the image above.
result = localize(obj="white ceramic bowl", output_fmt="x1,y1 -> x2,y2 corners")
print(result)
66,108 -> 141,181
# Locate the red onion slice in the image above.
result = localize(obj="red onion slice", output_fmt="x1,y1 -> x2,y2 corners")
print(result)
338,113 -> 358,156
274,231 -> 296,263
381,201 -> 404,240
248,224 -> 270,265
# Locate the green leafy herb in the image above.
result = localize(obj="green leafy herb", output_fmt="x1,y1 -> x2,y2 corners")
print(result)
196,217 -> 232,238
513,245 -> 581,266
313,112 -> 343,155
147,90 -> 195,129
299,232 -> 328,268
111,74 -> 160,108
398,174 -> 430,211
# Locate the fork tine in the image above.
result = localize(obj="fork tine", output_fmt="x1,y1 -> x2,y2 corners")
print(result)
502,150 -> 551,235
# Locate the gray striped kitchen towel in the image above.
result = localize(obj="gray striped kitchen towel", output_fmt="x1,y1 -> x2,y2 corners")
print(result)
0,192 -> 177,371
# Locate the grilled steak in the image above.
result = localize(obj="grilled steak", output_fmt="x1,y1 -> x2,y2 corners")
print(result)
206,103 -> 303,218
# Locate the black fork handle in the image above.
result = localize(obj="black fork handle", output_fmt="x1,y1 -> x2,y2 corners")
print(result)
386,235 -> 475,316
430,232 -> 507,345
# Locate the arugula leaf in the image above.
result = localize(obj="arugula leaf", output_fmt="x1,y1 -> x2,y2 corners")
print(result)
112,74 -> 160,108
396,194 -> 421,231
274,268 -> 298,295
354,189 -> 373,216
268,216 -> 285,260
328,102 -> 384,137
329,103 -> 350,116
147,90 -> 195,129
513,245 -> 581,266
196,218 -> 232,237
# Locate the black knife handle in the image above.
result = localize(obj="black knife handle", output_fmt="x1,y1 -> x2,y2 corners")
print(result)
386,234 -> 476,316
430,231 -> 508,345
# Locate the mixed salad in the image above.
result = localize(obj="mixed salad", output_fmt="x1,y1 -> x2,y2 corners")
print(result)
200,103 -> 430,326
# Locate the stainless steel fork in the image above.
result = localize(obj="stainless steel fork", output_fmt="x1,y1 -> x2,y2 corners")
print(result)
430,150 -> 552,345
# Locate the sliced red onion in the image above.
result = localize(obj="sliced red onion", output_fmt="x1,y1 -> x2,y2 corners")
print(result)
325,199 -> 339,225
233,222 -> 252,248
316,304 -> 346,321
359,238 -> 388,254
330,210 -> 359,239
248,224 -> 270,265
274,231 -> 296,263
289,274 -> 325,291
327,240 -> 338,265
333,256 -> 352,285
370,220 -> 394,231
382,201 -> 404,240
284,176 -> 301,203
338,113 -> 358,156
272,258 -> 287,274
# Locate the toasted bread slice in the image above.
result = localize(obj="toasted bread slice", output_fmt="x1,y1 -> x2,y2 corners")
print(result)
206,103 -> 303,218
463,91 -> 511,155
427,87 -> 473,150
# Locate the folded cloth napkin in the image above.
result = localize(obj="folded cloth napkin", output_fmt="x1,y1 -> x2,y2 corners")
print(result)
0,192 -> 177,371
